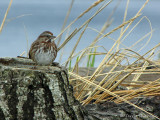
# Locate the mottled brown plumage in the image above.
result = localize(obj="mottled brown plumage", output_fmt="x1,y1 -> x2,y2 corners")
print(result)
29,31 -> 57,65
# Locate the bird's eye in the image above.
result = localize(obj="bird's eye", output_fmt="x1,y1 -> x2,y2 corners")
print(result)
46,35 -> 51,38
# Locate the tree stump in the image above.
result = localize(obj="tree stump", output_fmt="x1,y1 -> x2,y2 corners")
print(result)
0,57 -> 89,120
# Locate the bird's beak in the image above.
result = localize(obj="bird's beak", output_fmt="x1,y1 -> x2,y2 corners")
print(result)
50,36 -> 56,42
51,36 -> 56,39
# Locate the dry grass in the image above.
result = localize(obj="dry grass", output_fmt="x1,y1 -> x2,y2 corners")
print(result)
0,0 -> 13,34
56,0 -> 160,119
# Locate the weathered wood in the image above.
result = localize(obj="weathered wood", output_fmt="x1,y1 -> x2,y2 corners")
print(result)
0,57 -> 89,120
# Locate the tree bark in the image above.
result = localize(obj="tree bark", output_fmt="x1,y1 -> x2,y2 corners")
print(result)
0,57 -> 89,120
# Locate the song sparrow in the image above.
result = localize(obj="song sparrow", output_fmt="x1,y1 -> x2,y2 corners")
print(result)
29,31 -> 57,65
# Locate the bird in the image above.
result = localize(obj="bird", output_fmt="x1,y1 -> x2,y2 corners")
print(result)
29,31 -> 57,65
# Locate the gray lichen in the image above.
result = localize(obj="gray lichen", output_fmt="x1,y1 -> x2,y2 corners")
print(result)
0,57 -> 88,120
